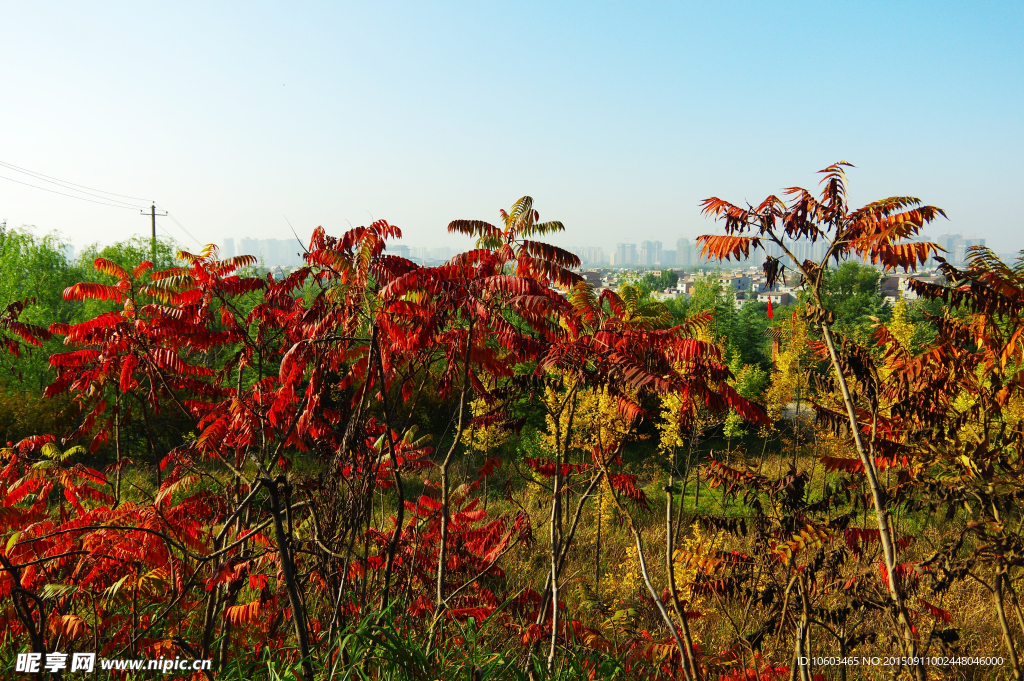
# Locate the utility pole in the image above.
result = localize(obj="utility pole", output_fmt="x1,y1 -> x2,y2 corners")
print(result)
141,203 -> 167,264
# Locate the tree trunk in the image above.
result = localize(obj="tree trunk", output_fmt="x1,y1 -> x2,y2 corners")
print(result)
546,387 -> 572,675
436,319 -> 474,614
545,454 -> 561,675
598,459 -> 689,673
114,395 -> 122,507
665,474 -> 698,681
1007,577 -> 1024,638
267,478 -> 313,679
818,321 -> 924,680
536,466 -> 606,627
797,575 -> 812,681
200,568 -> 221,657
374,335 -> 405,611
995,569 -> 1023,680
595,482 -> 602,599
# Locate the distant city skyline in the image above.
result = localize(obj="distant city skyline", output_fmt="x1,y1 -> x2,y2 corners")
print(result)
219,231 -> 1013,270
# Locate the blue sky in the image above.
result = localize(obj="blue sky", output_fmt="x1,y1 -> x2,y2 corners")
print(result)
1,1 -> 1021,254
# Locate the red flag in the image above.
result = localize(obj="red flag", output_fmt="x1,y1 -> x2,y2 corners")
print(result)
767,297 -> 774,319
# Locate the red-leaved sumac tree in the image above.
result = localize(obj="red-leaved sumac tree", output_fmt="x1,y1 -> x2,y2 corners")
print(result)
0,195 -> 767,680
698,162 -> 945,681
17,175 -> 1011,680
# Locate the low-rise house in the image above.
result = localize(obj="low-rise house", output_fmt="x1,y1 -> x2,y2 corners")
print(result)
880,276 -> 900,304
878,274 -> 944,302
757,291 -> 792,305
900,275 -> 943,300
718,274 -> 752,291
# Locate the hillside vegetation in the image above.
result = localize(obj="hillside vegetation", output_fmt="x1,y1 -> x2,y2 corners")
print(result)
1,164 -> 1023,680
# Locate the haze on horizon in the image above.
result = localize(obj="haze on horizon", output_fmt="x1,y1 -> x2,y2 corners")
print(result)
1,1 -> 1021,257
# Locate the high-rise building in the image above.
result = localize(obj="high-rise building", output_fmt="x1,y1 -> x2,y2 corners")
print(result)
933,233 -> 985,265
580,247 -> 606,265
787,238 -> 827,266
614,243 -> 637,266
639,240 -> 662,266
228,236 -> 306,267
676,238 -> 696,267
661,249 -> 676,266
961,237 -> 985,264
407,246 -> 454,263
390,244 -> 411,259
250,238 -> 302,267
761,239 -> 785,265
239,237 -> 259,258
258,239 -> 276,267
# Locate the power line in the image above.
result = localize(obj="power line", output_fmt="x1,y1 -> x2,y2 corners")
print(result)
164,215 -> 201,247
0,159 -> 205,252
156,223 -> 178,242
0,173 -> 147,210
0,166 -> 144,208
0,159 -> 151,203
156,205 -> 203,249
164,216 -> 202,249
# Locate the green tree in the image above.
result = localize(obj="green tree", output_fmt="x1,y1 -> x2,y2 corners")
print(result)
688,274 -> 734,340
663,293 -> 690,320
731,298 -> 772,369
0,224 -> 85,391
77,235 -> 180,278
639,269 -> 679,292
722,346 -> 768,438
820,261 -> 890,341
0,230 -> 187,448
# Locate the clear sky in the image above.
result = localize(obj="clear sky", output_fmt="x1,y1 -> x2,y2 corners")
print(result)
1,1 -> 1021,255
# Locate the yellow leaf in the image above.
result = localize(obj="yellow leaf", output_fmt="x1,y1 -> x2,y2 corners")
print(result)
6,530 -> 21,554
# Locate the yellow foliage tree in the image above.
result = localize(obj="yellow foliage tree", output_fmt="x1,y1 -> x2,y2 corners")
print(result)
460,397 -> 511,454
888,299 -> 916,352
538,376 -> 633,459
763,311 -> 811,424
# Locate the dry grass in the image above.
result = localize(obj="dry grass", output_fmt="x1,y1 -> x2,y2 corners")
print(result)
475,445 -> 1017,679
